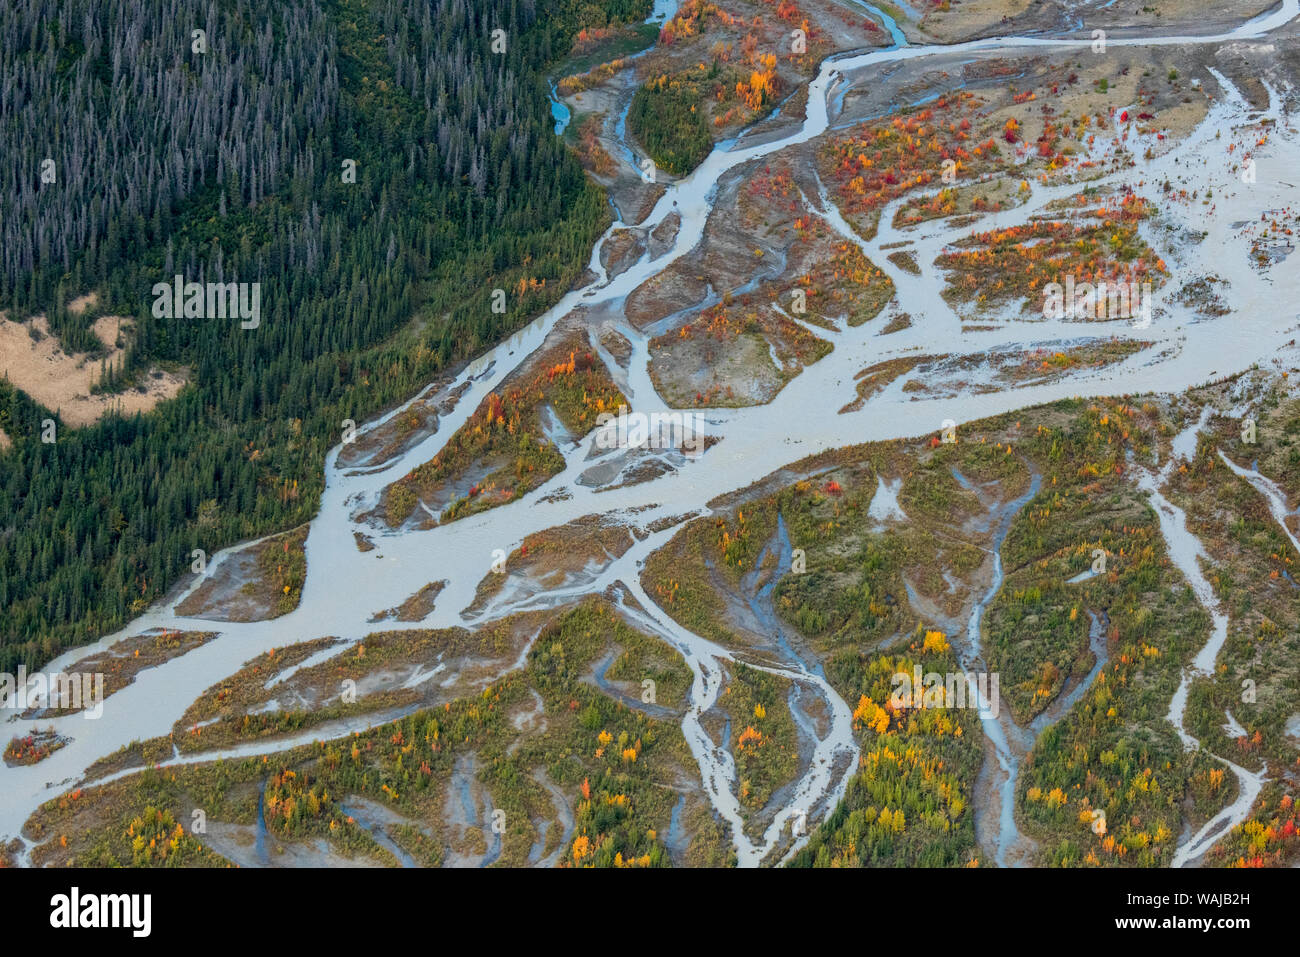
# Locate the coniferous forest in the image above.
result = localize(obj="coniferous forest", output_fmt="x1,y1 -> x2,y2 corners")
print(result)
0,0 -> 650,673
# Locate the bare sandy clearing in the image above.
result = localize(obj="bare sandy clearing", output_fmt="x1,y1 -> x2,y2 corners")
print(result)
66,292 -> 99,315
0,312 -> 186,427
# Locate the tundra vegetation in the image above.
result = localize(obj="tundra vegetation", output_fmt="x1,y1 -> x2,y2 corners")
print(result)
25,600 -> 723,868
640,393 -> 1279,866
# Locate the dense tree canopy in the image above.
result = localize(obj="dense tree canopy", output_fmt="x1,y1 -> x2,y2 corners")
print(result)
0,0 -> 650,672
